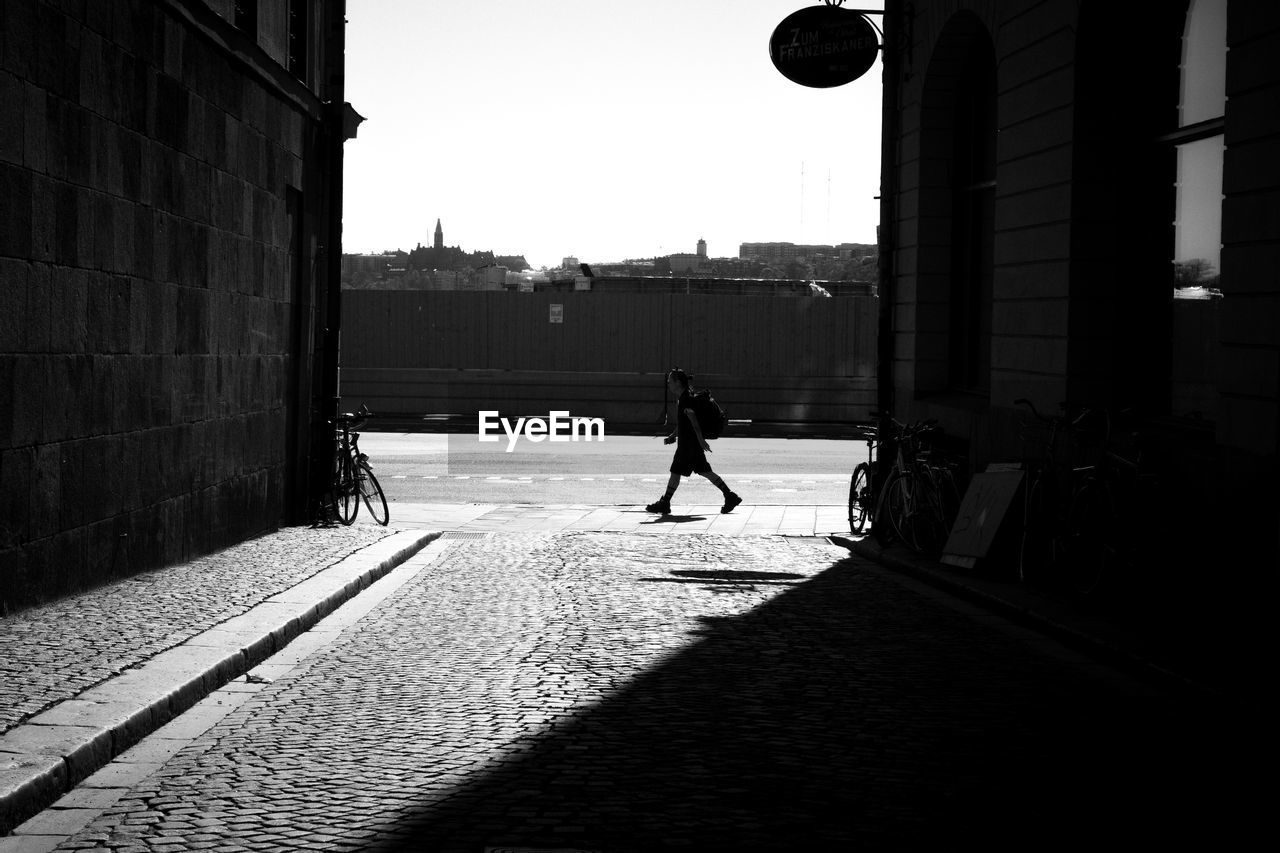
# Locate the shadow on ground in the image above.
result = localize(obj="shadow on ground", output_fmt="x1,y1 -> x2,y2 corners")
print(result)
370,554 -> 1257,852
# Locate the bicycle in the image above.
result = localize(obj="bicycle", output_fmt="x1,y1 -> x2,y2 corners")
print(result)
1014,398 -> 1095,585
1061,409 -> 1158,599
330,405 -> 390,526
847,423 -> 878,534
873,414 -> 958,554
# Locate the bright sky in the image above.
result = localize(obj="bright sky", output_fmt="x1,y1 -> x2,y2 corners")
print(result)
342,1 -> 884,270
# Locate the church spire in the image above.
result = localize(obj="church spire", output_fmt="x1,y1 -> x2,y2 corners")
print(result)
434,218 -> 444,250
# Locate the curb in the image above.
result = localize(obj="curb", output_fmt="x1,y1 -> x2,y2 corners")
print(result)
0,530 -> 439,837
828,534 -> 1225,704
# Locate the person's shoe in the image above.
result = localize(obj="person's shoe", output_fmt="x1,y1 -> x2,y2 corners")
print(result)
721,493 -> 742,514
645,499 -> 672,514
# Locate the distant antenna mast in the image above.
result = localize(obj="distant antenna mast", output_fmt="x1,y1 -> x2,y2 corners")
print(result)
827,169 -> 832,228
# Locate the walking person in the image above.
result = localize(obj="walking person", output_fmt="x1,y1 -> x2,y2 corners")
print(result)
646,368 -> 742,515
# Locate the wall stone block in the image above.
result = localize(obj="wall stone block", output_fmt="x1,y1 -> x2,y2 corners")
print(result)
108,355 -> 136,433
86,354 -> 113,435
145,356 -> 172,428
66,103 -> 92,187
89,274 -> 131,353
56,437 -> 85,528
0,259 -> 30,353
90,190 -> 114,271
145,282 -> 177,354
175,286 -> 210,355
29,441 -> 62,539
0,71 -> 22,164
132,203 -> 154,280
48,267 -> 88,353
22,81 -> 46,172
0,447 -> 34,546
0,161 -> 34,257
23,262 -> 50,353
29,173 -> 62,267
0,355 -> 12,449
53,180 -> 79,267
78,25 -> 103,114
151,211 -> 172,284
2,0 -> 37,78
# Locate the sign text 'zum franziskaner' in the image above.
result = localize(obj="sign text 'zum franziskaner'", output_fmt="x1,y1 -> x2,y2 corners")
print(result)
769,3 -> 880,88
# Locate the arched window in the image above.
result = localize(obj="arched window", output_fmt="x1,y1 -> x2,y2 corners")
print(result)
947,38 -> 996,394
914,13 -> 996,398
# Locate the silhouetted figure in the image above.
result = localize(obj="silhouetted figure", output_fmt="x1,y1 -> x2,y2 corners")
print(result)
646,368 -> 741,515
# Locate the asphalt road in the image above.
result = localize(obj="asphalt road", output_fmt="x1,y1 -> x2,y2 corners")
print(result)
359,432 -> 870,505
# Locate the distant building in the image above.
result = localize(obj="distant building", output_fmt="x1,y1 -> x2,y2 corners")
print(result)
434,219 -> 444,250
668,253 -> 707,274
478,266 -> 508,291
562,256 -> 580,269
342,253 -> 396,279
697,238 -> 707,258
739,242 -> 862,264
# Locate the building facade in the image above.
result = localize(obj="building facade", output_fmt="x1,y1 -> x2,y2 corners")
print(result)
877,1 -> 1279,581
0,0 -> 355,610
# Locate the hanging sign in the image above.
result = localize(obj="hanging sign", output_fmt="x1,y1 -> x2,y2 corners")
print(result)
769,4 -> 880,88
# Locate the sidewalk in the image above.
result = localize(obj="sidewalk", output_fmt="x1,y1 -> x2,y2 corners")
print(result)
0,525 -> 437,835
835,534 -> 1265,711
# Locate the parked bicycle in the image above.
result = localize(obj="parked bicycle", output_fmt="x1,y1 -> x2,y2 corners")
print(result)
1063,408 -> 1159,599
1015,399 -> 1156,598
872,414 -> 960,554
1015,398 -> 1095,585
847,423 -> 879,534
329,404 -> 389,526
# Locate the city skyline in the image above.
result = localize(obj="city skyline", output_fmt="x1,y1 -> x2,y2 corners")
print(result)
341,0 -> 884,270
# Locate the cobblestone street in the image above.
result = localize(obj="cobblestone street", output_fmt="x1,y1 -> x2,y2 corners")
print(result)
22,531 -> 1255,852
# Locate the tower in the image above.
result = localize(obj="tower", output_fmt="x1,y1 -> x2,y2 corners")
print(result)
697,238 -> 707,258
434,218 -> 444,250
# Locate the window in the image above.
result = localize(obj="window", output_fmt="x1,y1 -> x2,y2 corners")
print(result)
948,38 -> 996,394
1164,0 -> 1226,419
234,1 -> 259,40
1170,0 -> 1226,299
288,0 -> 309,82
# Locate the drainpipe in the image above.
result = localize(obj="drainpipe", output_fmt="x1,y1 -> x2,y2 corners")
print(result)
311,0 -> 355,517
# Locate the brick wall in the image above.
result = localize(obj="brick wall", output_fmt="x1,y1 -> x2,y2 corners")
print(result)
0,0 -> 337,611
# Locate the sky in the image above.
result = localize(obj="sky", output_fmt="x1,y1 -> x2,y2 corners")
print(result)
342,1 -> 884,270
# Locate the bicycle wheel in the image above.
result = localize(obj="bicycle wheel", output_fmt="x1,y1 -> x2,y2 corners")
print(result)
357,461 -> 389,526
336,453 -> 359,525
875,471 -> 907,546
904,470 -> 949,554
1018,473 -> 1046,583
884,472 -> 922,548
848,462 -> 873,534
1061,476 -> 1113,595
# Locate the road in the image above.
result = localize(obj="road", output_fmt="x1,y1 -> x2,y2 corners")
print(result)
360,432 -> 868,507
21,533 -> 1251,851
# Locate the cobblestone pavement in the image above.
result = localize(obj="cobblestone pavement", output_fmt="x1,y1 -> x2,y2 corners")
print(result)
0,525 -> 394,735
36,532 -> 1257,851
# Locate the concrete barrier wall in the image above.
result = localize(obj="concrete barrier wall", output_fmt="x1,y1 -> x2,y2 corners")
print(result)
340,291 -> 877,425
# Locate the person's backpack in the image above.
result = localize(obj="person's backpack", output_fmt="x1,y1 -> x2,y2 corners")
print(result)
689,389 -> 729,439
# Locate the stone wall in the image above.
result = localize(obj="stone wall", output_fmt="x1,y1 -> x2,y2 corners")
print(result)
0,0 -> 341,611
